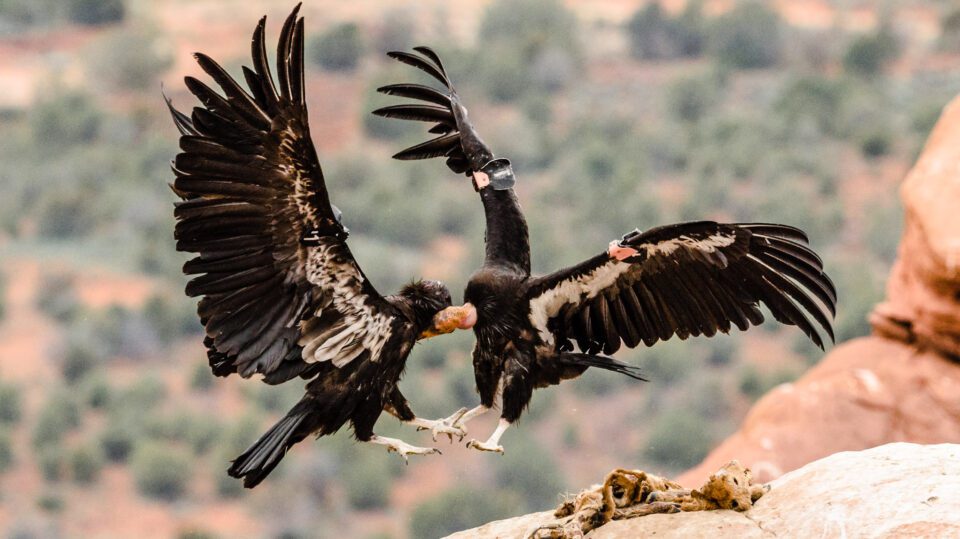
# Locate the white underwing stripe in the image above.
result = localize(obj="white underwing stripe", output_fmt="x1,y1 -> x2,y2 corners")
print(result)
299,241 -> 392,366
528,231 -> 737,345
528,259 -> 632,345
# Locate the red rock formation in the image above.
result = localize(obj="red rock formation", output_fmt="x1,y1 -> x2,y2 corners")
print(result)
678,95 -> 960,487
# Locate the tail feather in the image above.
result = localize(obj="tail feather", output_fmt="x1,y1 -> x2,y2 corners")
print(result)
228,397 -> 317,488
557,353 -> 647,381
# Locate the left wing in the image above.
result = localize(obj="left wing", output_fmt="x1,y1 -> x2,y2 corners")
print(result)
524,222 -> 836,355
166,5 -> 401,383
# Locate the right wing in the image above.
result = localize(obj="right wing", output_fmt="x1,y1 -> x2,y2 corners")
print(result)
166,6 -> 401,382
524,222 -> 837,355
372,47 -> 494,176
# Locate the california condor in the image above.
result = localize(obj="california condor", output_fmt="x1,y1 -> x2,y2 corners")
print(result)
164,7 -> 476,487
375,48 -> 837,453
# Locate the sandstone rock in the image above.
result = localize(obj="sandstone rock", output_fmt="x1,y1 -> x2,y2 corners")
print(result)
678,336 -> 960,486
871,94 -> 960,358
447,443 -> 960,538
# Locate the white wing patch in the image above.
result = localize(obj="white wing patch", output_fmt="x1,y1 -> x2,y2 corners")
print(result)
298,241 -> 393,367
640,233 -> 735,257
528,259 -> 632,345
528,230 -> 737,345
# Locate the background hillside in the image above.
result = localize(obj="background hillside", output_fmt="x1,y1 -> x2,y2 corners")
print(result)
1,1 -> 958,538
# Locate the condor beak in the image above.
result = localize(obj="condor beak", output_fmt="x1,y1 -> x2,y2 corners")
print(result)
420,303 -> 477,339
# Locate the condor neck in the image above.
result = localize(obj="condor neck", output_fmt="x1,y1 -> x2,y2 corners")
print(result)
480,187 -> 530,276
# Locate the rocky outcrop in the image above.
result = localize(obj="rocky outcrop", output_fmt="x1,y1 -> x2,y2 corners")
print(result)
448,443 -> 960,538
678,94 -> 960,487
870,95 -> 960,358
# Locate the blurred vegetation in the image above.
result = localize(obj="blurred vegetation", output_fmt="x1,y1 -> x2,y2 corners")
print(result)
0,0 -> 953,535
409,486 -> 519,539
309,22 -> 364,72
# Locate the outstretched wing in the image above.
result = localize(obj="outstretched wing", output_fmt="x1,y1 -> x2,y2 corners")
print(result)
372,47 -> 494,175
524,222 -> 836,356
167,5 -> 399,382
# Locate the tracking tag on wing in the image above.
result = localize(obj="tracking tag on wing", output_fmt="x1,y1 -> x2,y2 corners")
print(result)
479,158 -> 516,190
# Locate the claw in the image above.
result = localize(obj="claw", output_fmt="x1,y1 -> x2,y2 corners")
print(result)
412,414 -> 467,442
371,435 -> 442,463
466,439 -> 505,454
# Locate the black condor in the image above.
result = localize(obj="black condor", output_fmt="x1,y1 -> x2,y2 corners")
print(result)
376,47 -> 837,452
165,6 -> 476,487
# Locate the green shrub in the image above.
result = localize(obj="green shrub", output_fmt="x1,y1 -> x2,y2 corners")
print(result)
189,361 -> 215,392
83,376 -> 112,409
35,272 -> 81,322
60,335 -> 101,384
30,88 -> 101,147
38,445 -> 66,481
342,451 -> 392,510
667,71 -> 721,123
0,383 -> 21,425
70,444 -> 103,484
32,393 -> 81,448
37,492 -> 65,513
308,23 -> 363,72
627,1 -> 705,59
709,1 -> 782,69
86,27 -> 172,91
843,27 -> 899,78
66,0 -> 124,25
859,128 -> 892,158
495,432 -> 565,511
132,442 -> 192,501
410,486 -> 518,539
643,408 -> 713,471
0,430 -> 12,472
100,416 -> 140,463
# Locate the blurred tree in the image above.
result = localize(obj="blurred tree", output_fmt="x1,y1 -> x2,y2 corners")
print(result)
86,27 -> 173,91
0,429 -> 12,472
132,442 -> 192,501
30,88 -> 101,148
0,383 -> 21,425
627,1 -> 704,60
38,444 -> 66,481
308,22 -> 364,72
495,430 -> 566,512
32,392 -> 81,449
941,8 -> 960,52
843,26 -> 900,78
70,443 -> 104,484
189,360 -> 216,392
667,70 -> 722,123
410,486 -> 519,538
59,332 -> 101,384
709,1 -> 782,69
374,9 -> 416,53
643,408 -> 714,471
100,421 -> 136,463
775,76 -> 848,136
66,0 -> 124,26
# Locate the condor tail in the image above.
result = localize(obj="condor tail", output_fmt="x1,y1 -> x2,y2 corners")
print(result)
228,395 -> 320,488
557,353 -> 647,381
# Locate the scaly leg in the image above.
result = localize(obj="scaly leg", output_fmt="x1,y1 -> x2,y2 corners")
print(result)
466,418 -> 511,454
368,434 -> 440,464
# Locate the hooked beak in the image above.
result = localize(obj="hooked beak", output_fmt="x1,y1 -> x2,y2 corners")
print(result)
420,303 -> 477,339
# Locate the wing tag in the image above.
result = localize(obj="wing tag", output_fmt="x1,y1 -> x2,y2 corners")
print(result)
479,158 -> 516,190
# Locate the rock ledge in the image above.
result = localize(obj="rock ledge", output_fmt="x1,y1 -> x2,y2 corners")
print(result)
448,443 -> 960,538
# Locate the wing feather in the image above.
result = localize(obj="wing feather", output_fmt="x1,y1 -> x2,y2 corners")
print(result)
525,222 -> 836,355
167,6 -> 405,382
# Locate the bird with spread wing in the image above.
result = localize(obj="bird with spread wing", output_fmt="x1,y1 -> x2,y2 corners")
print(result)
375,48 -> 837,453
164,6 -> 477,487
